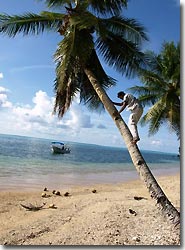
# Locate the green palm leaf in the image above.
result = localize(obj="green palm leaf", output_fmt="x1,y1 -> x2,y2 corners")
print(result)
97,16 -> 148,42
41,0 -> 128,15
0,12 -> 65,36
96,35 -> 147,77
41,0 -> 72,8
87,0 -> 128,15
53,27 -> 116,116
129,41 -> 180,140
141,100 -> 167,136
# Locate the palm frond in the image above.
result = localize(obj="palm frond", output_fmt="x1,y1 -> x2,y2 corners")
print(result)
81,49 -> 116,111
40,11 -> 66,19
169,121 -> 180,140
160,41 -> 180,81
97,16 -> 148,43
69,11 -> 97,31
78,73 -> 105,112
138,69 -> 167,89
53,58 -> 80,117
87,0 -> 128,16
53,30 -> 116,117
96,34 -> 147,78
55,27 -> 94,64
0,12 -> 64,37
128,85 -> 157,96
166,106 -> 180,139
41,0 -> 128,16
128,85 -> 158,106
93,15 -> 148,77
39,0 -> 72,9
141,101 -> 167,136
166,93 -> 180,138
140,51 -> 162,73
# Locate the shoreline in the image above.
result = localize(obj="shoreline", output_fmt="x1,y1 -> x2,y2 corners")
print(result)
0,166 -> 180,192
0,172 -> 180,245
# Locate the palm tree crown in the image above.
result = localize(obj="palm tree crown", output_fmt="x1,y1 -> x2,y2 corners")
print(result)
0,0 -> 148,117
128,41 -> 180,139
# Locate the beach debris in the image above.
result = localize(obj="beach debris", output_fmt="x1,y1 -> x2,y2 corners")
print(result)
64,192 -> 70,197
92,189 -> 97,193
129,208 -> 137,216
41,192 -> 50,198
48,203 -> 57,209
44,187 -> 48,191
20,203 -> 46,211
134,196 -> 147,201
132,236 -> 140,242
52,190 -> 62,196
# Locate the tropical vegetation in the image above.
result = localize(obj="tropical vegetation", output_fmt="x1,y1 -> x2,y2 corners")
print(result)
129,41 -> 180,141
0,0 -> 180,228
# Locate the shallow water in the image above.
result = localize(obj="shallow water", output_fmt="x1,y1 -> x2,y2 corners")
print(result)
0,134 -> 180,190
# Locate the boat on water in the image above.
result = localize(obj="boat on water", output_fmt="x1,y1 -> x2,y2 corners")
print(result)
51,142 -> 70,154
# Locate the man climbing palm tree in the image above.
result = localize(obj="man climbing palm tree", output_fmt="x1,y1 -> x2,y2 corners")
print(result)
0,0 -> 180,228
112,91 -> 143,144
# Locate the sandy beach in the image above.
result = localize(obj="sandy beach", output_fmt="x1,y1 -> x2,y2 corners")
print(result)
0,173 -> 180,246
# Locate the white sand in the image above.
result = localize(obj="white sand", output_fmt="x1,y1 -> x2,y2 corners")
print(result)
0,173 -> 180,245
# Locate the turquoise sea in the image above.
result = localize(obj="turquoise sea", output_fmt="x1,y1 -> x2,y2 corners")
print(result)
0,134 -> 180,190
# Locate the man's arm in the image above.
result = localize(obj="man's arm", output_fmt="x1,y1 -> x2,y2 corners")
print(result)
112,101 -> 123,106
118,101 -> 127,113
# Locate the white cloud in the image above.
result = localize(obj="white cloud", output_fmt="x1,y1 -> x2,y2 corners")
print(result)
0,86 -> 179,153
0,72 -> 3,79
11,90 -> 59,135
0,86 -> 9,93
12,91 -> 53,125
0,86 -> 12,108
0,88 -> 95,139
151,140 -> 162,146
65,104 -> 93,130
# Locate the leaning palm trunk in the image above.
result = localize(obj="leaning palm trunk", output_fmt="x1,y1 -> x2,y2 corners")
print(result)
84,68 -> 180,228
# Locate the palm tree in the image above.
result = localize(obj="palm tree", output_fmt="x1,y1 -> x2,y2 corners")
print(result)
0,0 -> 180,228
129,42 -> 180,140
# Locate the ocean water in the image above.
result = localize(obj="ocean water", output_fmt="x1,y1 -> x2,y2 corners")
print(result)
0,134 -> 180,190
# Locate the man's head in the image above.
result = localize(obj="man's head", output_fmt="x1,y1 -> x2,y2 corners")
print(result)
117,91 -> 125,99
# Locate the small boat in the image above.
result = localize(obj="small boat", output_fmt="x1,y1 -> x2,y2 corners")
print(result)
51,141 -> 70,154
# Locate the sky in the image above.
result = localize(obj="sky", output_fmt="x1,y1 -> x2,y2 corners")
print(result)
0,0 -> 181,153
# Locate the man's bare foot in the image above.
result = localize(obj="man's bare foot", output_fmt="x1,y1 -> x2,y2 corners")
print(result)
132,138 -> 140,145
